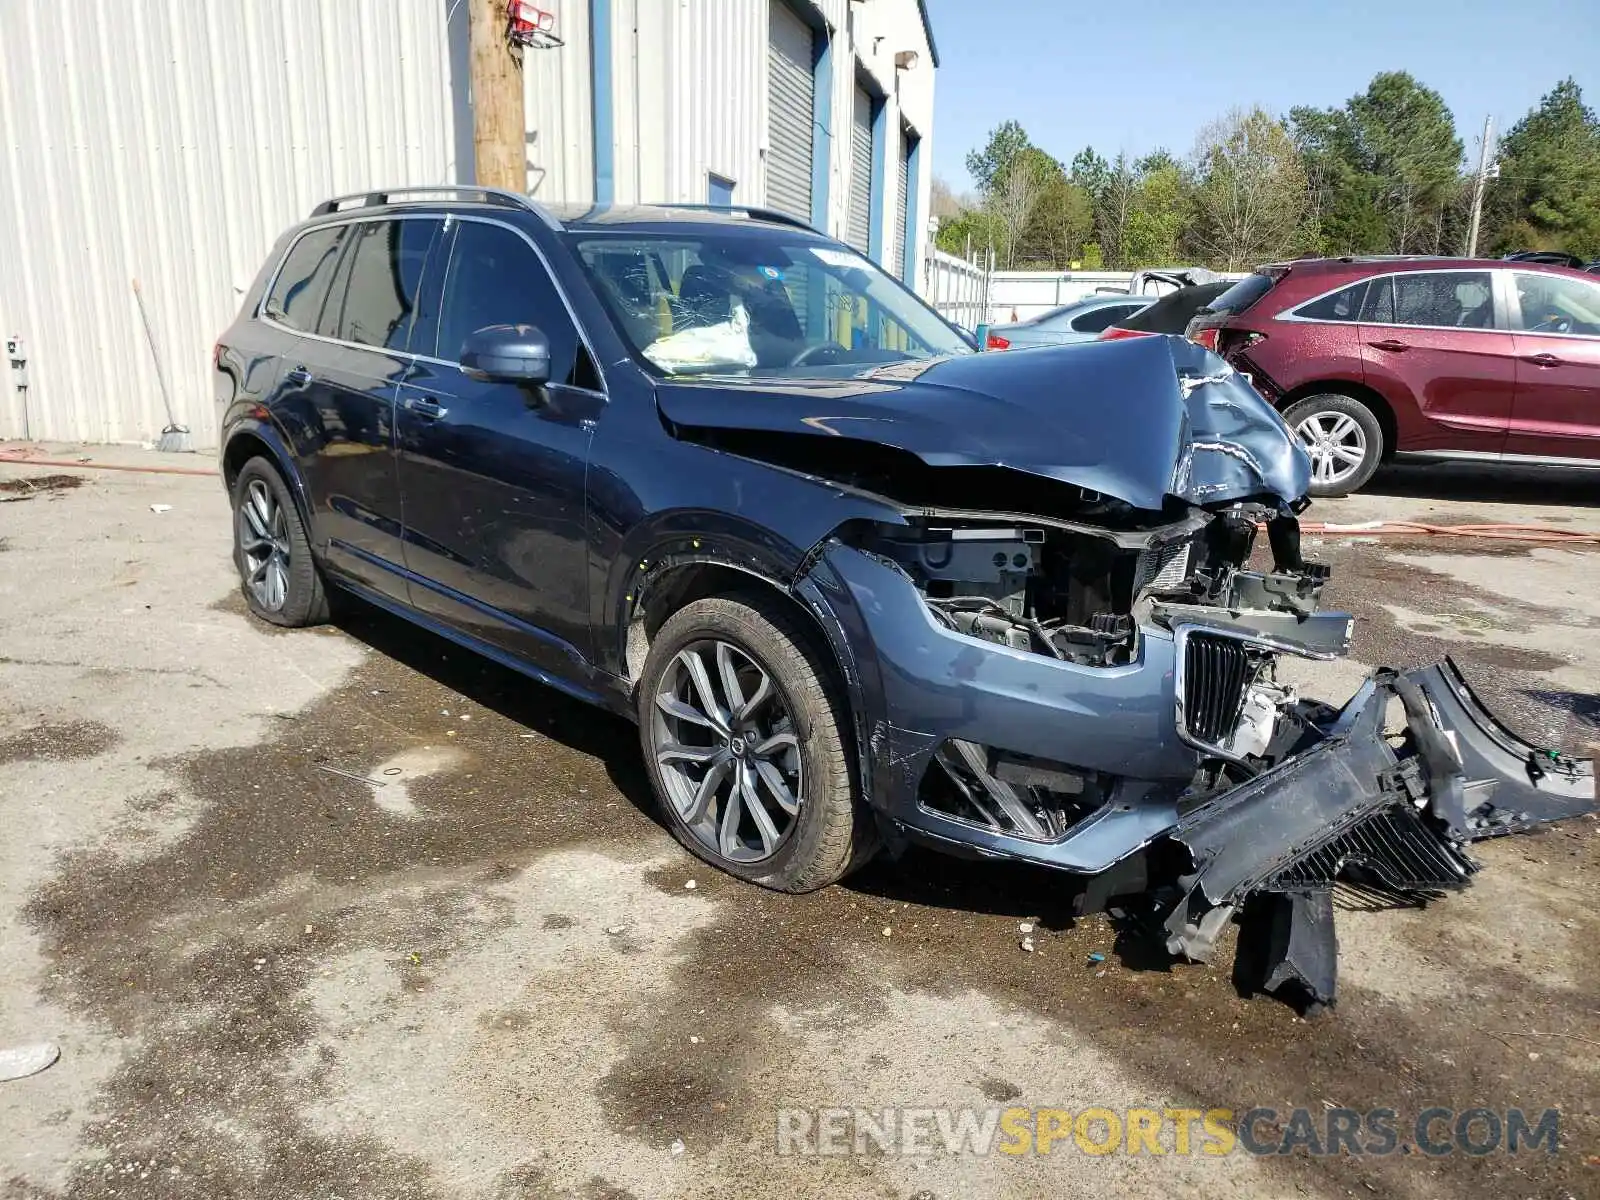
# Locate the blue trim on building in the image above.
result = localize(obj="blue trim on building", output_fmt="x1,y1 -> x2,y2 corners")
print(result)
902,133 -> 922,288
868,94 -> 886,263
590,0 -> 615,203
915,0 -> 941,66
808,25 -> 832,233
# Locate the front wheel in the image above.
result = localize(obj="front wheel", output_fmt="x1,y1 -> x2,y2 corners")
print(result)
1282,394 -> 1385,497
636,593 -> 875,892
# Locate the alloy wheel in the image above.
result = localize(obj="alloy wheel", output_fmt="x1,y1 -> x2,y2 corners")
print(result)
1294,411 -> 1369,489
650,639 -> 802,864
237,479 -> 292,612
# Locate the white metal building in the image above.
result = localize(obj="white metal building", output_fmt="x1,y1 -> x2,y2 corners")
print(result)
0,0 -> 938,449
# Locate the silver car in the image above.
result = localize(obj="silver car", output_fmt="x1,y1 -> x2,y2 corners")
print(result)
986,294 -> 1154,349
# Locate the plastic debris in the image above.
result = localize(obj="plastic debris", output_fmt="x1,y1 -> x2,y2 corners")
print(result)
0,1042 -> 60,1082
1020,937 -> 1035,953
684,879 -> 697,890
669,1139 -> 686,1156
1018,921 -> 1035,934
1088,952 -> 1107,964
882,926 -> 892,937
148,503 -> 172,513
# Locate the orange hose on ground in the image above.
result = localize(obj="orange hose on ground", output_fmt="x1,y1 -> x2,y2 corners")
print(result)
0,451 -> 218,478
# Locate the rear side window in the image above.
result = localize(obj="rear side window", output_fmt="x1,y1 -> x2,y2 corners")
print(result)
435,221 -> 581,385
1368,272 -> 1495,329
320,219 -> 439,350
1293,281 -> 1368,322
1207,273 -> 1278,316
263,227 -> 346,332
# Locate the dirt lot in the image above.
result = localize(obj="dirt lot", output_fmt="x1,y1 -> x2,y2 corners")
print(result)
1,449 -> 1597,1199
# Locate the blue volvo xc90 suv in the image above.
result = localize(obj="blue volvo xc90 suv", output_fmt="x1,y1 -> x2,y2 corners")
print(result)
215,187 -> 1592,1010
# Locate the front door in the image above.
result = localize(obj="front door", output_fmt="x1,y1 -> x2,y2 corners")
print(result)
396,217 -> 602,681
1507,270 -> 1600,464
1357,270 -> 1512,456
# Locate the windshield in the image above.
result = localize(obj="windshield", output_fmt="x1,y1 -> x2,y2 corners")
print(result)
569,229 -> 971,376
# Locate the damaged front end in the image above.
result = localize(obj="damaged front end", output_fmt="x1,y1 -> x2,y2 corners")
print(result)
660,336 -> 1596,1010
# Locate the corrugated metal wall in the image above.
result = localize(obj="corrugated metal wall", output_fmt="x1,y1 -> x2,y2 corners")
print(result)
523,0 -> 593,202
0,0 -> 460,448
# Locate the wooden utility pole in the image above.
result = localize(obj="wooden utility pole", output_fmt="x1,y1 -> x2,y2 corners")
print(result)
1464,115 -> 1495,258
468,0 -> 525,191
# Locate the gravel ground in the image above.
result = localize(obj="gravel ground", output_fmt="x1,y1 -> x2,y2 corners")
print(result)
1,449 -> 1596,1199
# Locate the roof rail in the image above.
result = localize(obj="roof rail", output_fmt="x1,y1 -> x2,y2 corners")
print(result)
308,186 -> 562,230
650,203 -> 818,233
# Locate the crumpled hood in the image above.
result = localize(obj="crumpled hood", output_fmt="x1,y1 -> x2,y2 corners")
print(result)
654,335 -> 1311,511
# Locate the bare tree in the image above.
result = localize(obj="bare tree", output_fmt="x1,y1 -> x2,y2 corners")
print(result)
1190,108 -> 1310,269
986,150 -> 1049,268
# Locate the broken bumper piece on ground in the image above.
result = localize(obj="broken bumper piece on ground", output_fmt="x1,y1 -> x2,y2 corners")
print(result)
1157,657 -> 1595,1014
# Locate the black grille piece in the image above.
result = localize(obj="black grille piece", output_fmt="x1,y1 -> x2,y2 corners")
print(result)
1182,632 -> 1254,748
1262,801 -> 1478,901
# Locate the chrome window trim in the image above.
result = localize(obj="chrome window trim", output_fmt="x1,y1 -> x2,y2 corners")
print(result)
1272,268 -> 1509,335
256,211 -> 608,398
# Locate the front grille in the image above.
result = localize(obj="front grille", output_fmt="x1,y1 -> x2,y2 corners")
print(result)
1261,802 -> 1478,902
1182,632 -> 1254,748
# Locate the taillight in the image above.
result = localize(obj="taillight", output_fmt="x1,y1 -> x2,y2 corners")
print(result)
986,333 -> 1010,351
1099,327 -> 1148,340
1191,327 -> 1219,351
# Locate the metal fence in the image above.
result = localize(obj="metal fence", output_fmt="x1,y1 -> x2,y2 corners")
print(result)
924,249 -> 990,331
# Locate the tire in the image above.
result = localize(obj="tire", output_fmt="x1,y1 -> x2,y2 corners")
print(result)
637,593 -> 876,892
1282,393 -> 1385,497
230,456 -> 331,627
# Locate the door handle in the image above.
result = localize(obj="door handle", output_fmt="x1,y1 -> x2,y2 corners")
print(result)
1367,339 -> 1409,353
284,366 -> 313,386
402,395 -> 449,420
1520,352 -> 1563,368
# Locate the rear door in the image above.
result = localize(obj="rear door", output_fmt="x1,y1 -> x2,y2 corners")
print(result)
1506,270 -> 1600,463
308,216 -> 443,595
395,217 -> 601,677
1357,270 -> 1511,455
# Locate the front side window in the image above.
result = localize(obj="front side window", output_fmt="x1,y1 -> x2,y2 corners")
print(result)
1513,272 -> 1600,336
434,221 -> 581,383
263,226 -> 346,332
1369,272 -> 1495,329
321,219 -> 439,351
570,230 -> 970,376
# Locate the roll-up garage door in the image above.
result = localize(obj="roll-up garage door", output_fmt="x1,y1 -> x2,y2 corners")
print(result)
847,86 -> 874,254
766,2 -> 815,222
892,130 -> 913,278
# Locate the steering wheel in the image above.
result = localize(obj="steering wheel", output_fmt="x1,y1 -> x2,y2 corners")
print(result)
1530,316 -> 1572,334
789,341 -> 849,367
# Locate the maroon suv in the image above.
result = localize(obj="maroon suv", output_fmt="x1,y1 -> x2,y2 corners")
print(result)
1188,257 -> 1600,495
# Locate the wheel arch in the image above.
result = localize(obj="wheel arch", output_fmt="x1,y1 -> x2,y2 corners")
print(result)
221,421 -> 316,534
1278,380 -> 1398,462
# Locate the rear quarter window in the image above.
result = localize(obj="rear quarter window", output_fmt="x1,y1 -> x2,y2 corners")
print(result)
1292,280 -> 1368,322
262,226 -> 347,332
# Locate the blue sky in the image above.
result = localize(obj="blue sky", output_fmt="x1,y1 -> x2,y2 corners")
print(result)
924,0 -> 1599,191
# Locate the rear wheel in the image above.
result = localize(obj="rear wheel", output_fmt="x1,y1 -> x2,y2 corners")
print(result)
230,457 -> 330,627
1283,393 -> 1385,496
637,593 -> 874,892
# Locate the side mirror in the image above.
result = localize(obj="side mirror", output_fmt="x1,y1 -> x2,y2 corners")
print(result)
459,324 -> 551,384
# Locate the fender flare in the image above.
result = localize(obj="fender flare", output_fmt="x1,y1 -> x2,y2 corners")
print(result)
221,417 -> 316,541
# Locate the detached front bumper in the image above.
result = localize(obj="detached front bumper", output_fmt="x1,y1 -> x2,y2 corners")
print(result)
1158,659 -> 1593,1009
797,543 -> 1594,1011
